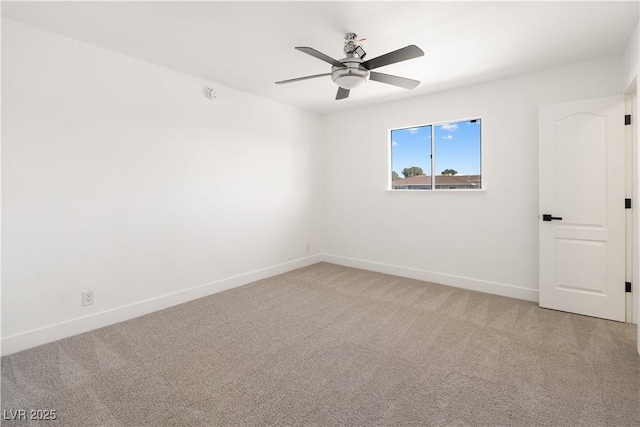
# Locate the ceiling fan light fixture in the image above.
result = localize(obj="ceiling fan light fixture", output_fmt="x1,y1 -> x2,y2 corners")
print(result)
331,66 -> 369,89
334,75 -> 367,90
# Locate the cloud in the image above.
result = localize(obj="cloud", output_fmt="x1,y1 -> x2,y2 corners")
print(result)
441,123 -> 458,131
392,140 -> 398,146
442,135 -> 453,140
406,127 -> 420,134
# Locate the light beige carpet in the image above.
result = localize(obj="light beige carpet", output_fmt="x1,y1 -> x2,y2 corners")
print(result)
2,262 -> 639,426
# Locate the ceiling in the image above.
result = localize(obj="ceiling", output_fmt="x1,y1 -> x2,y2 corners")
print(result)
2,1 -> 638,115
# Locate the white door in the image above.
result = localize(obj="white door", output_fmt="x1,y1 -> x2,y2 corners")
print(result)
539,95 -> 626,321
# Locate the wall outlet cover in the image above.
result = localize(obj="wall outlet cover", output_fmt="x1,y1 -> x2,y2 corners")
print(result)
82,291 -> 94,306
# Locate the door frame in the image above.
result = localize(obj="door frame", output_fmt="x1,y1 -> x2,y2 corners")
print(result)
625,79 -> 638,328
625,85 -> 636,324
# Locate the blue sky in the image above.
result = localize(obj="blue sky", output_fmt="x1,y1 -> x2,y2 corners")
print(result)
391,119 -> 481,177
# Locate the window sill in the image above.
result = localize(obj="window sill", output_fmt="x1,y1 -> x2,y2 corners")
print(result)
386,189 -> 487,194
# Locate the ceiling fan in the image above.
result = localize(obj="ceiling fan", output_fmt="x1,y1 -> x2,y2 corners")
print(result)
276,33 -> 424,100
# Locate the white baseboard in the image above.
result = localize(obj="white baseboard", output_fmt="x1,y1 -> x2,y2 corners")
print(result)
1,253 -> 538,356
322,254 -> 539,302
1,255 -> 323,356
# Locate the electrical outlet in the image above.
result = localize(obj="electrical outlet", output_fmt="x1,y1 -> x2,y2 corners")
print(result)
306,244 -> 310,253
287,250 -> 292,260
82,291 -> 94,306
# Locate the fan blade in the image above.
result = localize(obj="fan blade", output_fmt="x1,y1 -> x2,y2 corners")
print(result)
296,47 -> 345,68
369,71 -> 420,89
276,73 -> 331,85
336,87 -> 350,100
361,45 -> 424,70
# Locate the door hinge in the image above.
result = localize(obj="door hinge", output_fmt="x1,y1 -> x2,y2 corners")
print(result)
625,114 -> 632,126
626,198 -> 632,209
626,282 -> 632,293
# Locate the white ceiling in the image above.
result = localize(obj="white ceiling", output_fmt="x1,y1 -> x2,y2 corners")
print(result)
2,1 -> 638,115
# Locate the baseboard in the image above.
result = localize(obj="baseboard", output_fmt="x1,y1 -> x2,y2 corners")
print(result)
1,255 -> 323,356
322,254 -> 539,302
1,253 -> 538,356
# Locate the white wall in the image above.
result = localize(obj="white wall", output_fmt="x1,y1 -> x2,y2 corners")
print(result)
624,21 -> 639,91
322,56 -> 624,301
1,19 -> 323,355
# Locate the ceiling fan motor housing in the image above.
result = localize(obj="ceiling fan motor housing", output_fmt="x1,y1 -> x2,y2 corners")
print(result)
331,55 -> 369,90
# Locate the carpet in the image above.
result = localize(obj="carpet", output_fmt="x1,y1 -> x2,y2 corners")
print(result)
2,262 -> 639,426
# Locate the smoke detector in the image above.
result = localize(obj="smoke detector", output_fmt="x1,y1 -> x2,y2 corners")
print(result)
204,87 -> 217,100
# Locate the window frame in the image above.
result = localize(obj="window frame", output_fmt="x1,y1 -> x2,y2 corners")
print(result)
388,117 -> 483,192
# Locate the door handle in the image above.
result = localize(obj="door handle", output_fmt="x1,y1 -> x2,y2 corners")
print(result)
543,214 -> 563,221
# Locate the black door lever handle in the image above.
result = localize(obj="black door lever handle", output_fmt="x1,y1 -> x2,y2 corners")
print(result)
543,214 -> 562,221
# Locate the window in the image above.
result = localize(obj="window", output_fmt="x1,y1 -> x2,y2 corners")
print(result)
390,118 -> 481,190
